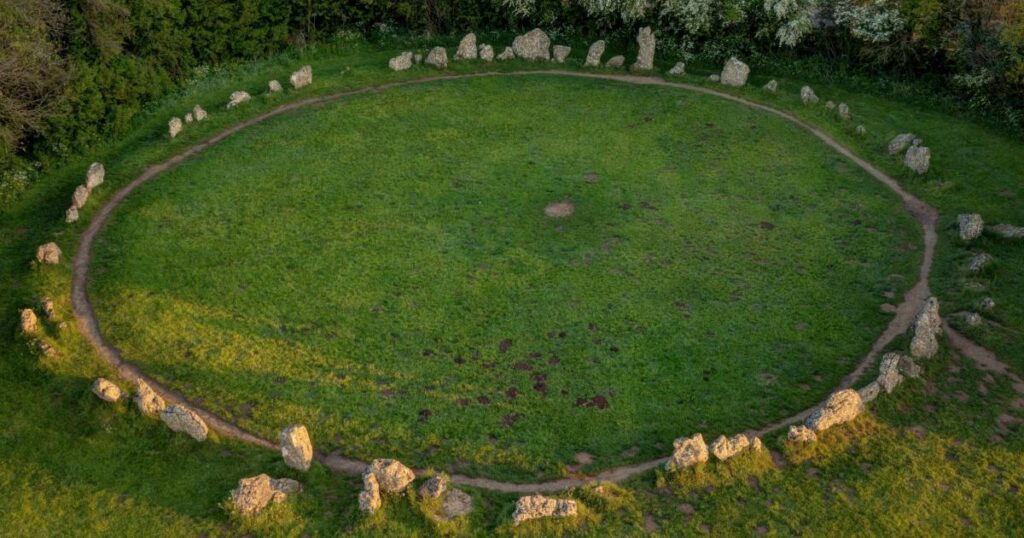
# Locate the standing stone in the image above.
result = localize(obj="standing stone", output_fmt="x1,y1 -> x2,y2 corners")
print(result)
358,469 -> 382,513
19,308 -> 39,335
807,389 -> 863,432
887,133 -> 916,155
552,45 -> 571,63
440,489 -> 473,520
605,55 -> 625,68
980,297 -> 996,311
512,495 -> 578,526
135,379 -> 165,417
72,185 -> 90,209
632,27 -> 655,71
388,51 -> 413,71
230,474 -> 298,516
425,47 -> 448,69
837,103 -> 850,120
709,433 -> 750,461
86,162 -> 105,190
668,62 -> 686,76
454,33 -> 477,60
289,65 -> 312,89
512,28 -> 550,61
800,86 -> 819,105
968,252 -> 992,272
479,44 -> 494,62
584,40 -> 605,67
910,296 -> 941,359
904,142 -> 931,174
184,112 -> 194,124
36,242 -> 61,264
763,79 -> 778,92
719,57 -> 749,86
40,298 -> 55,319
497,46 -> 515,61
168,117 -> 182,138
877,352 -> 904,393
418,475 -> 447,498
825,100 -> 836,110
709,74 -> 720,82
856,125 -> 867,135
964,312 -> 982,326
279,424 -> 313,471
65,206 -> 79,222
227,91 -> 251,108
958,213 -> 984,241
193,104 -> 207,121
367,459 -> 415,493
987,223 -> 1024,238
788,425 -> 817,443
160,405 -> 208,441
91,378 -> 122,402
665,433 -> 708,471
858,380 -> 881,403
268,80 -> 283,93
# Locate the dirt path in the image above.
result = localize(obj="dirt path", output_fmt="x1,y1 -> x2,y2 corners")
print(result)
72,70 -> 939,493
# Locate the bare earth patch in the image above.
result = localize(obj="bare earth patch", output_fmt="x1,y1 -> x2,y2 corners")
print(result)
544,201 -> 575,218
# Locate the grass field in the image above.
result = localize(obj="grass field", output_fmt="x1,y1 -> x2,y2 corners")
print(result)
1,34 -> 1022,536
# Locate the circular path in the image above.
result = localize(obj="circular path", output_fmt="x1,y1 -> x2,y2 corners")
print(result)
72,70 -> 940,493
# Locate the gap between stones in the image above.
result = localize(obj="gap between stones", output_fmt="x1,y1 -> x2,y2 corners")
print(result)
72,70 -> 949,493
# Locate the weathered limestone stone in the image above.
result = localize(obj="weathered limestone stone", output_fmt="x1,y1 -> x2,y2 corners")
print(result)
910,296 -> 941,359
418,475 -> 447,498
358,469 -> 381,513
72,185 -> 90,209
668,62 -> 686,76
904,142 -> 931,174
134,379 -> 165,417
751,437 -> 763,451
719,57 -> 749,86
964,312 -> 983,326
497,46 -> 515,61
980,297 -> 996,311
709,433 -> 750,461
968,252 -> 992,272
887,133 -> 916,155
36,242 -> 61,264
708,74 -> 720,82
632,27 -> 655,71
858,380 -> 881,403
838,103 -> 850,120
878,352 -> 904,393
479,44 -> 494,62
584,40 -> 605,67
168,117 -> 182,138
807,389 -> 863,432
605,55 -> 625,68
552,45 -> 571,63
230,474 -> 299,516
290,65 -> 312,89
268,80 -> 283,92
192,104 -> 207,121
512,495 -> 578,526
414,53 -> 423,64
800,85 -> 819,105
788,425 -> 817,443
227,91 -> 251,108
280,424 -> 313,471
367,458 -> 415,493
35,339 -> 56,357
20,308 -> 39,335
91,378 -> 122,402
184,112 -> 194,123
160,404 -> 208,441
763,79 -> 778,92
512,28 -> 550,61
454,33 -> 477,60
825,100 -> 836,110
425,47 -> 448,69
856,124 -> 867,136
439,488 -> 473,520
958,213 -> 984,241
665,433 -> 708,471
388,51 -> 413,71
988,223 -> 1024,239
40,298 -> 55,319
86,162 -> 105,190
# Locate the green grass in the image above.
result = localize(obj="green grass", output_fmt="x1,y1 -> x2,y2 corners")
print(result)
0,34 -> 1022,536
86,75 -> 917,480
